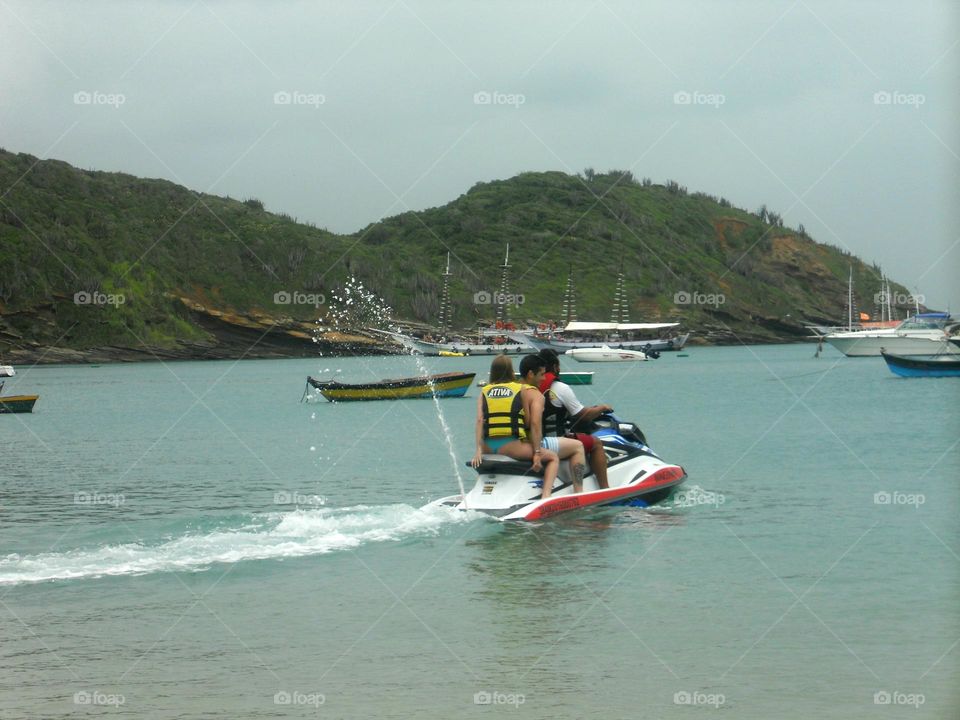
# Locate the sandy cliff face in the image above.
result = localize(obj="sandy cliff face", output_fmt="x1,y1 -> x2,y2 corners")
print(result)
0,295 -> 391,365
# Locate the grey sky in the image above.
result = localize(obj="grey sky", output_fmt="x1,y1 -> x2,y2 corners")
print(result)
1,1 -> 957,312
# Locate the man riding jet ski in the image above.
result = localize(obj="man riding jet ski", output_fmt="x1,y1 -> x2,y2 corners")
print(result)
435,354 -> 686,521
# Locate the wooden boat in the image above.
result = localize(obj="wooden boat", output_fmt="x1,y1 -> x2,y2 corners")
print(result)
881,350 -> 960,378
306,372 -> 476,402
0,394 -> 39,413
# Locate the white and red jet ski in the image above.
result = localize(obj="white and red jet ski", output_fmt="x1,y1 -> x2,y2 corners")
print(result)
434,415 -> 686,521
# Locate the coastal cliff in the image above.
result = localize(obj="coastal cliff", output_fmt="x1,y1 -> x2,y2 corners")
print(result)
0,149 -> 916,363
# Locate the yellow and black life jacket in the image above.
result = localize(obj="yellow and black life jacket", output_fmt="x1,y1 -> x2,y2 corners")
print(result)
481,382 -> 527,439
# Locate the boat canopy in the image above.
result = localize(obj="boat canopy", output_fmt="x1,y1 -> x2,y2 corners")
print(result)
898,313 -> 952,331
562,321 -> 679,332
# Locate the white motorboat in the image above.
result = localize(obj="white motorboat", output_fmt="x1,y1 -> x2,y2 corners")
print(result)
0,366 -> 14,377
824,313 -> 957,357
565,346 -> 648,362
432,415 -> 686,521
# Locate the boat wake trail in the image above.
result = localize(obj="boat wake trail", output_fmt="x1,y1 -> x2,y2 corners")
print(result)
0,504 -> 481,586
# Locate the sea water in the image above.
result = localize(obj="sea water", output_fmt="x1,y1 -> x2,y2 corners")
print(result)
0,346 -> 957,718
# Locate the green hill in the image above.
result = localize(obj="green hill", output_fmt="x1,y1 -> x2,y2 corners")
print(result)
0,149 -> 916,362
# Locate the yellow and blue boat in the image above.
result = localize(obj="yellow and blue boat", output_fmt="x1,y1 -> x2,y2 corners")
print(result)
0,394 -> 39,413
307,372 -> 476,402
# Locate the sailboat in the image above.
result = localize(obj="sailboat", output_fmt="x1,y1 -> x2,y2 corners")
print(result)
383,248 -> 534,356
510,265 -> 688,353
807,269 -> 902,336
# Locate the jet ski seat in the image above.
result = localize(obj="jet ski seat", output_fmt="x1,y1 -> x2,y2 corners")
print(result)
466,454 -> 546,477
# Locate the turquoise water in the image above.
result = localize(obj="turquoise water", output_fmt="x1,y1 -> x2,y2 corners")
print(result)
1,346 -> 957,718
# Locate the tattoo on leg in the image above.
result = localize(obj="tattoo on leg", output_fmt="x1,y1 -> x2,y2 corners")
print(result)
573,463 -> 586,487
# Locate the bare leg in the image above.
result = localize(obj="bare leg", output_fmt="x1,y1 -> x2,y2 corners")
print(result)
555,437 -> 587,493
591,443 -> 609,489
571,461 -> 586,493
539,450 -> 560,499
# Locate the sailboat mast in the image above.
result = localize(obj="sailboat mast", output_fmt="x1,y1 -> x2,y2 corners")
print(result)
610,264 -> 629,324
847,266 -> 854,331
561,265 -> 577,325
496,244 -> 511,325
438,252 -> 452,335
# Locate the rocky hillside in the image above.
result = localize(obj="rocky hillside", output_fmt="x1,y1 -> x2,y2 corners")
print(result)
0,149 -> 916,363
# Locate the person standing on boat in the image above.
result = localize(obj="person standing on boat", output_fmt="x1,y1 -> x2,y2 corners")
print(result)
517,354 -> 588,496
538,349 -> 610,489
472,355 -> 561,496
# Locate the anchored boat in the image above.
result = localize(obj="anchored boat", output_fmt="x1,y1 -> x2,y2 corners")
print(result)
0,394 -> 39,414
306,372 -> 476,402
566,346 -> 648,362
824,313 -> 957,357
881,349 -> 960,378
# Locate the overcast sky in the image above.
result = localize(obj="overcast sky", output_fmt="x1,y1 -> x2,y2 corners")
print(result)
1,1 -> 957,313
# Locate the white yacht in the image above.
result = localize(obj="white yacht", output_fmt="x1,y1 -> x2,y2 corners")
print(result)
824,313 -> 957,357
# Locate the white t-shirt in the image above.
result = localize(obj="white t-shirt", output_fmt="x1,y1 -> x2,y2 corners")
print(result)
546,381 -> 584,418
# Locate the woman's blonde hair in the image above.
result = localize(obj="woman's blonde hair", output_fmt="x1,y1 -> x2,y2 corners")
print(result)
488,353 -> 516,383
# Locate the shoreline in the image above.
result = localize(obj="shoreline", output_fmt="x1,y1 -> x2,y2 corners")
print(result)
2,336 -> 818,367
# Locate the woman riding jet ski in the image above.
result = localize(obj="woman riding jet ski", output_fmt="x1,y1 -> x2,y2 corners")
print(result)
434,355 -> 686,521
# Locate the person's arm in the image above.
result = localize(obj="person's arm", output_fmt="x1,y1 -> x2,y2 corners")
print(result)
554,383 -> 612,427
471,393 -> 485,467
526,389 -> 544,471
575,403 -> 614,423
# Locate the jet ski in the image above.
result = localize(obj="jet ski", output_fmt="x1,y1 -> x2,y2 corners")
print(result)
433,414 -> 686,521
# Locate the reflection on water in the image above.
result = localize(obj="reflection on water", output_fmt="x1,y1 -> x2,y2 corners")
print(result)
461,508 -> 688,693
465,509 -> 687,605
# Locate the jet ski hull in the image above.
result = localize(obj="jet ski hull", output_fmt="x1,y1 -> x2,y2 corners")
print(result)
434,420 -> 686,521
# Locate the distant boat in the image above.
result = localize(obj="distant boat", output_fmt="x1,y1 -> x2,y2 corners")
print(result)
381,330 -> 532,356
807,269 -> 903,337
0,366 -> 14,377
824,313 -> 957,357
510,265 -> 688,353
476,371 -> 594,386
0,394 -> 39,413
566,347 -> 647,363
306,372 -> 476,402
557,371 -> 593,385
510,322 -> 687,354
881,350 -> 960,378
